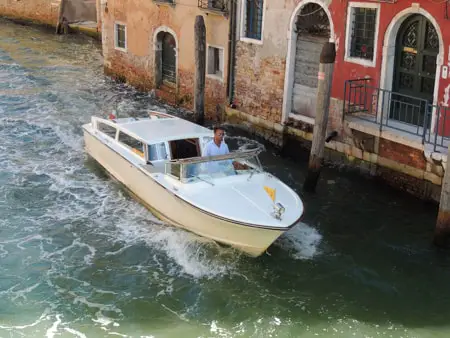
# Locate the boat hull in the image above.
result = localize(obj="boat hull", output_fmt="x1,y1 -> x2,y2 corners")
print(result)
83,130 -> 286,257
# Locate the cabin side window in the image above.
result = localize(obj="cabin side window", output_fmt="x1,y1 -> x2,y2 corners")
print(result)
148,142 -> 168,161
118,131 -> 144,158
169,138 -> 201,160
97,122 -> 117,139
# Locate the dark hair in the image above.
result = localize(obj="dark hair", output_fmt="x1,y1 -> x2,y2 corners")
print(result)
213,125 -> 225,134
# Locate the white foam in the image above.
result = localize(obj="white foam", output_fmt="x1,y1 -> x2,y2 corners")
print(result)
45,314 -> 62,338
275,222 -> 323,260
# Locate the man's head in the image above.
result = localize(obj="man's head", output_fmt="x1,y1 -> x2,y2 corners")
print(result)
213,125 -> 225,145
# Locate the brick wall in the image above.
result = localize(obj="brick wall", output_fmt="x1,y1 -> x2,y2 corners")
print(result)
379,139 -> 426,170
0,0 -> 59,26
104,51 -> 153,91
233,42 -> 285,124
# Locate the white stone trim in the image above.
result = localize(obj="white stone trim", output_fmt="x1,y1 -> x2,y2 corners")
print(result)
239,0 -> 266,44
289,113 -> 315,125
343,2 -> 381,68
379,6 -> 444,134
281,0 -> 335,125
114,21 -> 127,52
206,43 -> 225,82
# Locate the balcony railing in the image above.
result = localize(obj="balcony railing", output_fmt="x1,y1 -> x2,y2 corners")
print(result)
343,78 -> 450,152
198,0 -> 228,13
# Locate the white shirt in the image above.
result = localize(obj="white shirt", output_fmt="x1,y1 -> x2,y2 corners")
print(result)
202,140 -> 231,174
203,140 -> 229,157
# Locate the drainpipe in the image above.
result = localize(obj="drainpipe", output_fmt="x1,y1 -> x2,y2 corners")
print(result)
226,0 -> 237,106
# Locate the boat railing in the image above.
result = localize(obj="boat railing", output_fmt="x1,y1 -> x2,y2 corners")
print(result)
164,148 -> 263,182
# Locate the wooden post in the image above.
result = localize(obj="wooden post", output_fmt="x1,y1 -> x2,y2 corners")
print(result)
303,42 -> 336,193
435,149 -> 450,247
194,15 -> 206,125
55,0 -> 67,34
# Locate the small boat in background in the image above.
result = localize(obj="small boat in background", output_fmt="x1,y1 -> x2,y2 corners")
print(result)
82,111 -> 304,256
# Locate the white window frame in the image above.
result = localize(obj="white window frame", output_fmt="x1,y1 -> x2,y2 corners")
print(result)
114,21 -> 127,52
344,2 -> 380,67
239,0 -> 266,45
206,44 -> 225,81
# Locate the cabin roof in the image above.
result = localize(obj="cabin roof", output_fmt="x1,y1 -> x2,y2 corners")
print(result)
116,117 -> 213,144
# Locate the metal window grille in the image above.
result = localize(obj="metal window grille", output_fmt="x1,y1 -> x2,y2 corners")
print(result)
116,24 -> 126,49
245,0 -> 263,40
198,0 -> 228,12
350,8 -> 376,60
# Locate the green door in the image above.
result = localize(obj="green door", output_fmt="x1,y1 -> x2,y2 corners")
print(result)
391,15 -> 439,127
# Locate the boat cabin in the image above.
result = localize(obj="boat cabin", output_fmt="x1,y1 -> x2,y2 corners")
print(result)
92,112 -> 212,163
91,112 -> 260,181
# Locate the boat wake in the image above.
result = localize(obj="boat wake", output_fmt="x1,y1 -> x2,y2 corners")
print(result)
274,222 -> 323,260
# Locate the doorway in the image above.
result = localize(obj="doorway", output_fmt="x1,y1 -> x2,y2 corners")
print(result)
155,30 -> 177,87
391,14 -> 439,127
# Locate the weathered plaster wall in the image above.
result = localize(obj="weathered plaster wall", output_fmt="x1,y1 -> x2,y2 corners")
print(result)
102,0 -> 229,118
0,0 -> 60,26
225,107 -> 444,203
64,0 -> 97,23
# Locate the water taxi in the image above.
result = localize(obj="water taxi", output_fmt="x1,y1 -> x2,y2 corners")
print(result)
82,111 -> 304,256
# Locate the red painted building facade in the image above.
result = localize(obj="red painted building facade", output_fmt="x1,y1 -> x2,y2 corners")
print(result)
229,0 -> 450,200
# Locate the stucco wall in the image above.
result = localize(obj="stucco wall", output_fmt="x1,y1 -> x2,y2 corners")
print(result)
0,0 -> 60,26
234,0 -> 450,129
102,0 -> 230,118
64,0 -> 97,23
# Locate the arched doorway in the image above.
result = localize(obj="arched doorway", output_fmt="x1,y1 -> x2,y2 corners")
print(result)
155,30 -> 177,87
291,3 -> 330,119
391,14 -> 439,126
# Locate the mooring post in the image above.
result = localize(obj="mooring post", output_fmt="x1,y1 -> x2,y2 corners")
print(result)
434,148 -> 450,247
194,15 -> 206,126
55,0 -> 67,34
303,42 -> 336,193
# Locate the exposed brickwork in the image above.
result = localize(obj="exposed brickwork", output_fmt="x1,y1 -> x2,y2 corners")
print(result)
102,2 -> 229,120
105,51 -> 153,91
233,42 -> 285,124
376,166 -> 432,200
379,139 -> 426,170
0,0 -> 59,26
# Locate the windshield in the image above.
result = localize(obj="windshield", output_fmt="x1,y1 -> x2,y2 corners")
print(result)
164,150 -> 263,183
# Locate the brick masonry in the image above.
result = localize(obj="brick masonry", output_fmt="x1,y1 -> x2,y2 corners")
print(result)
0,0 -> 60,26
379,139 -> 426,171
233,42 -> 285,124
102,2 -> 229,121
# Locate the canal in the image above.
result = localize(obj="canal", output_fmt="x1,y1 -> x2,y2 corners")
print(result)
0,18 -> 448,337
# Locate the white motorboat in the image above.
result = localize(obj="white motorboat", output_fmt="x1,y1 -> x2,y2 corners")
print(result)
82,111 -> 304,256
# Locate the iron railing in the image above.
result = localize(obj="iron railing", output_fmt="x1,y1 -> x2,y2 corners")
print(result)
343,78 -> 450,152
198,0 -> 228,13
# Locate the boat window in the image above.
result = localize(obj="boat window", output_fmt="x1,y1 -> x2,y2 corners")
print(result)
169,138 -> 200,160
148,142 -> 168,161
97,122 -> 117,139
166,152 -> 263,183
118,131 -> 144,158
201,137 -> 213,155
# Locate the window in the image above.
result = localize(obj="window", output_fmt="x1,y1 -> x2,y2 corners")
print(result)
345,3 -> 379,67
115,23 -> 127,51
207,46 -> 224,79
148,143 -> 168,161
97,122 -> 117,139
241,0 -> 264,42
198,0 -> 228,12
118,131 -> 144,157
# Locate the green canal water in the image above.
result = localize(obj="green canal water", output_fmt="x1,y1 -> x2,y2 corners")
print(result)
0,18 -> 449,338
